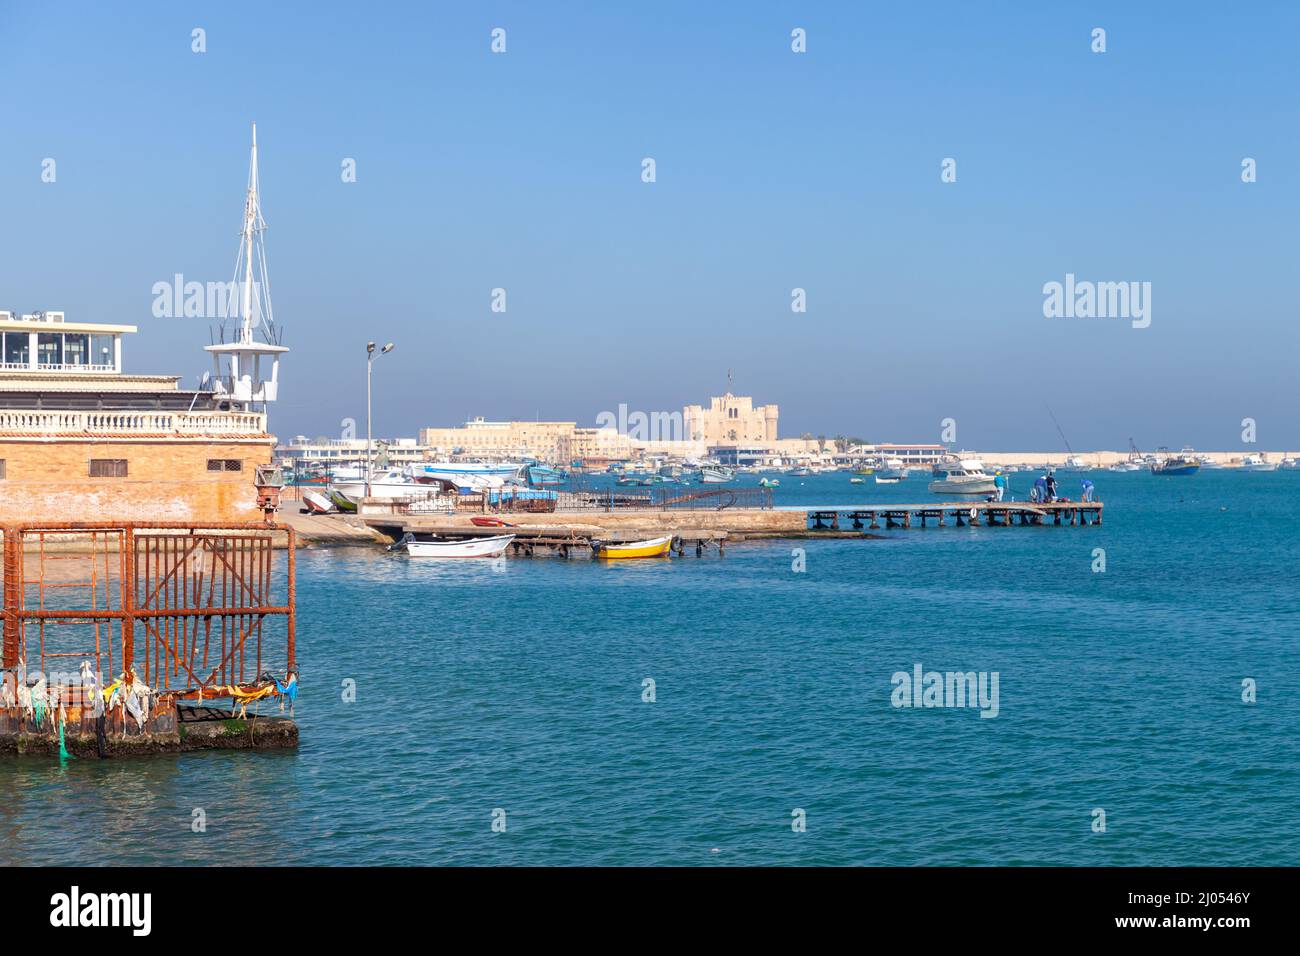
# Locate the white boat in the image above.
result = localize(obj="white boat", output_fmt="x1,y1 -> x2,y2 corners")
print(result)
403,533 -> 515,558
928,457 -> 998,495
699,466 -> 734,483
849,476 -> 865,484
877,457 -> 909,481
1281,457 -> 1300,470
1060,455 -> 1092,472
331,467 -> 429,505
1107,461 -> 1141,472
1238,454 -> 1277,472
301,490 -> 336,514
414,461 -> 527,491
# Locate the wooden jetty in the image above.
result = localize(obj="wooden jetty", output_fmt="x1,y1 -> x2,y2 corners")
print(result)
793,501 -> 1103,530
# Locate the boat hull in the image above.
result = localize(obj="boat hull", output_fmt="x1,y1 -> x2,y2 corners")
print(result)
928,477 -> 998,495
404,534 -> 515,558
594,535 -> 673,559
301,490 -> 335,514
1150,464 -> 1199,476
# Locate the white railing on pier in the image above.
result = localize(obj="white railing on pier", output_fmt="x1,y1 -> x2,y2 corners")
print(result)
0,409 -> 268,436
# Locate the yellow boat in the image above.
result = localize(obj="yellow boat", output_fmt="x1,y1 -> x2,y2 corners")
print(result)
593,535 -> 674,559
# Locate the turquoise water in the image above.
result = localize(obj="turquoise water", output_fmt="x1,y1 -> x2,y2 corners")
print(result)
2,470 -> 1298,865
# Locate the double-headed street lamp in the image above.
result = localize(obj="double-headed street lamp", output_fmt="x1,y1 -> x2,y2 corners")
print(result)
366,341 -> 395,497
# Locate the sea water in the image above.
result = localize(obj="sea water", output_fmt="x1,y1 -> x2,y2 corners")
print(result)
2,470 -> 1297,865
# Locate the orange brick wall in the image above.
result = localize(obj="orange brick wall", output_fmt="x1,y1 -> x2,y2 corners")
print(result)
0,439 -> 272,522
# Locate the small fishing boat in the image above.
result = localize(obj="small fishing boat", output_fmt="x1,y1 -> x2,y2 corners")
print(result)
402,533 -> 515,558
470,516 -> 515,527
301,490 -> 336,514
877,457 -> 909,481
849,476 -> 865,484
591,535 -> 673,559
1149,449 -> 1199,476
699,466 -> 735,483
787,466 -> 812,477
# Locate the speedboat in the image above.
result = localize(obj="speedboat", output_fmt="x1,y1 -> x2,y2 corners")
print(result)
591,535 -> 673,559
928,457 -> 998,495
402,533 -> 515,558
1107,461 -> 1141,473
1238,454 -> 1277,472
849,476 -> 865,484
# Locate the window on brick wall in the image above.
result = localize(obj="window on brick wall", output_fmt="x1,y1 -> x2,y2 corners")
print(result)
89,459 -> 128,478
0,459 -> 6,479
207,459 -> 243,472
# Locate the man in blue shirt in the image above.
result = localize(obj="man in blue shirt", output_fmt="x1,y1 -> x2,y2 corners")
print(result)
1081,478 -> 1095,502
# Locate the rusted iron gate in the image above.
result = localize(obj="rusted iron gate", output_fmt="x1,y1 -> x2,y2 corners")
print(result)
1,522 -> 295,702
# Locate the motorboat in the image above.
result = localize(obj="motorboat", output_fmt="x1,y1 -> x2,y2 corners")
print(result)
699,466 -> 735,483
1107,461 -> 1141,473
849,477 -> 865,484
413,461 -> 527,491
402,533 -> 515,558
928,457 -> 998,495
787,466 -> 812,477
591,535 -> 673,559
1061,455 -> 1092,472
1238,454 -> 1277,472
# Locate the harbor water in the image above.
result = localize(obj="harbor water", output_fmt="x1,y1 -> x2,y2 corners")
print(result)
2,470 -> 1297,865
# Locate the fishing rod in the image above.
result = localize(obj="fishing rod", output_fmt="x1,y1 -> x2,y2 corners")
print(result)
1045,405 -> 1075,456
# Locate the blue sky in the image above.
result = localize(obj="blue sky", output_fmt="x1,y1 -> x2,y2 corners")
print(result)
2,2 -> 1297,450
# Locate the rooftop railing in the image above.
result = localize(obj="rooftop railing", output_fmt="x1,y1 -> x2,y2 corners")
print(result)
0,409 -> 268,436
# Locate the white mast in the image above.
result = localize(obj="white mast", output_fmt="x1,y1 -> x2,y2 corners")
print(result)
206,122 -> 287,407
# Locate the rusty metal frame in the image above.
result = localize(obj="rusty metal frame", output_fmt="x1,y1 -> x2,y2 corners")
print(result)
0,521 -> 295,702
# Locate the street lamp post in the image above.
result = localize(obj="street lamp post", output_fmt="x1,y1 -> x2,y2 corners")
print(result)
365,341 -> 395,497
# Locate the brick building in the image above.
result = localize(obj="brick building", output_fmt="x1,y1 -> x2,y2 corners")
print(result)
0,311 -> 274,522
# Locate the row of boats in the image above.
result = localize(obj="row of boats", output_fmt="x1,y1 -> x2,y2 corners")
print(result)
399,530 -> 674,560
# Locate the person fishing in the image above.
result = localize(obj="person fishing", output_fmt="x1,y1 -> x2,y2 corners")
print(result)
1032,474 -> 1048,503
1045,471 -> 1058,502
993,470 -> 1007,502
1081,477 -> 1095,502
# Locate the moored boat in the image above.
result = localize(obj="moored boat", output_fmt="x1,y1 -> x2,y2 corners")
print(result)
1149,450 -> 1199,476
402,533 -> 515,558
699,466 -> 734,483
928,457 -> 998,495
301,490 -> 336,514
1238,454 -> 1277,472
877,457 -> 909,481
591,535 -> 673,559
